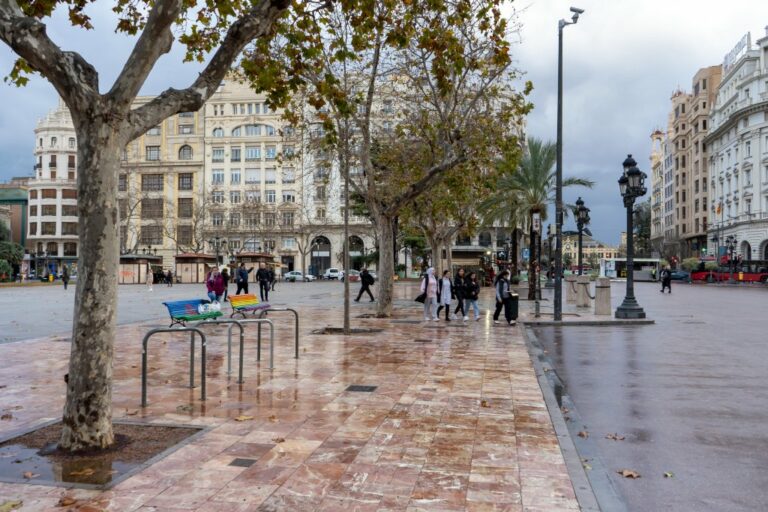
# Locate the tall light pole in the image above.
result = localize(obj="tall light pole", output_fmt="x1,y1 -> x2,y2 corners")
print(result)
615,155 -> 647,319
575,197 -> 590,275
725,235 -> 737,283
555,6 -> 584,321
208,236 -> 227,266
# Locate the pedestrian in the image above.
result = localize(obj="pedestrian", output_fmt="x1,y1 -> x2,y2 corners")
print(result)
355,268 -> 375,302
146,263 -> 153,292
421,267 -> 439,321
62,266 -> 69,290
268,266 -> 276,292
221,267 -> 230,301
166,269 -> 173,287
464,271 -> 481,321
453,268 -> 467,321
493,270 -> 516,326
205,266 -> 225,302
660,265 -> 672,293
435,270 -> 453,321
235,262 -> 253,295
256,262 -> 271,302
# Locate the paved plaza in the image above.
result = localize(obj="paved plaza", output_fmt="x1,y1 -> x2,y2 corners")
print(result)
0,281 -> 578,511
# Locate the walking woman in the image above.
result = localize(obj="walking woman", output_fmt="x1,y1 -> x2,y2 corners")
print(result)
464,271 -> 481,321
420,267 -> 439,321
453,268 -> 467,321
493,270 -> 516,325
436,270 -> 454,321
221,267 -> 231,301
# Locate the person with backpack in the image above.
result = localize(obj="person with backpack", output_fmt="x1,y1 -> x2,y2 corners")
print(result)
493,270 -> 516,326
453,267 -> 468,321
235,262 -> 253,295
435,270 -> 454,321
61,266 -> 70,290
256,262 -> 271,301
355,268 -> 376,302
221,267 -> 231,301
660,266 -> 672,293
464,271 -> 481,321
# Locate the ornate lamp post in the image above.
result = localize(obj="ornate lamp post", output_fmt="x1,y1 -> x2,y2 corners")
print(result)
615,155 -> 647,319
725,235 -> 737,283
208,236 -> 227,266
575,197 -> 590,276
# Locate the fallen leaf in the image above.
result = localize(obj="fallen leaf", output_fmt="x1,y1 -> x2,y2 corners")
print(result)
56,497 -> 77,507
22,471 -> 39,479
0,414 -> 12,421
272,437 -> 285,443
577,431 -> 589,439
583,463 -> 592,470
176,405 -> 193,413
124,409 -> 139,416
617,469 -> 641,479
68,468 -> 95,477
480,400 -> 490,408
664,471 -> 674,478
268,415 -> 279,423
560,406 -> 570,414
234,415 -> 254,422
0,500 -> 23,512
605,433 -> 625,441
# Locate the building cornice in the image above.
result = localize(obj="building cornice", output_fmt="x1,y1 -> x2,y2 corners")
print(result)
704,100 -> 768,145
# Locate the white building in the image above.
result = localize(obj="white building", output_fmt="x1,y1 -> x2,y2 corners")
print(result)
706,29 -> 768,260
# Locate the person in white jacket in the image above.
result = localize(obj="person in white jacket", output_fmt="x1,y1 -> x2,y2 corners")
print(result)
420,267 -> 439,321
435,270 -> 454,321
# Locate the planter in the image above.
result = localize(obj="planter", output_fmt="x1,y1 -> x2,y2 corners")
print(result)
397,271 -> 405,279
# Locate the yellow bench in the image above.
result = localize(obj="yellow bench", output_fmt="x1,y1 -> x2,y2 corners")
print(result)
229,293 -> 271,318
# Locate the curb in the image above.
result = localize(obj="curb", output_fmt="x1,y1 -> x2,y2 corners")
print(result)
521,319 -> 655,326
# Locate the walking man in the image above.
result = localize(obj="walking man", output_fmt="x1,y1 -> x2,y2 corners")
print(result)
62,266 -> 69,290
256,262 -> 271,302
166,269 -> 173,287
235,262 -> 252,295
354,268 -> 375,302
660,266 -> 672,293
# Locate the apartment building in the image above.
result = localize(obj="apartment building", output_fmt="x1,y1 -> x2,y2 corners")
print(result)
649,129 -> 665,254
706,30 -> 768,261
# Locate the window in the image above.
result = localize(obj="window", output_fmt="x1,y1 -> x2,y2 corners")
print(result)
695,180 -> 699,193
179,112 -> 194,118
265,125 -> 275,136
245,146 -> 260,161
212,169 -> 225,184
212,127 -> 224,137
265,190 -> 276,203
178,198 -> 193,218
265,169 -> 276,184
29,205 -> 37,216
49,155 -> 57,168
212,191 -> 225,204
42,205 -> 57,216
42,189 -> 57,199
178,173 -> 193,190
231,147 -> 241,162
141,174 -> 164,191
229,212 -> 241,227
246,214 -> 259,227
146,126 -> 161,136
28,223 -> 37,235
178,145 -> 193,160
50,137 -> 57,147
231,169 -> 241,184
140,225 -> 163,245
383,100 -> 393,114
245,190 -> 261,202
63,242 -> 77,256
265,146 -> 277,159
30,190 -> 37,199
62,189 -> 77,199
264,213 -> 276,226
230,191 -> 241,204
283,237 -> 296,249
746,141 -> 751,157
232,126 -> 241,137
141,198 -> 163,219
68,155 -> 75,169
211,212 -> 224,226
61,222 -> 78,235
264,239 -> 276,252
281,212 -> 294,226
68,137 -> 76,149
246,125 -> 261,136
283,146 -> 295,157
212,147 -> 225,162
50,170 -> 57,180
316,208 -> 326,219
118,199 -> 127,219
179,124 -> 194,135
245,168 -> 260,184
383,121 -> 393,133
46,242 -> 58,254
42,222 -> 56,235
283,126 -> 294,136
146,146 -> 161,161
282,190 -> 295,203
282,167 -> 295,183
177,225 -> 193,245
695,199 -> 699,213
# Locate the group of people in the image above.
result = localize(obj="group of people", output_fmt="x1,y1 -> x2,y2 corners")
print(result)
205,262 -> 276,303
419,267 -> 518,325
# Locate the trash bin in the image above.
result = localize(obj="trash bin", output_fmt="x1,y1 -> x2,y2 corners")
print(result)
48,274 -> 54,283
510,293 -> 519,320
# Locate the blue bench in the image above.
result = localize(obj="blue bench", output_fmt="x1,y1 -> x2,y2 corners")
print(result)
163,299 -> 223,327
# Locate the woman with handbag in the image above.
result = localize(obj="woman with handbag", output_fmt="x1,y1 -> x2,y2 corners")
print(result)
419,267 -> 439,321
464,272 -> 481,321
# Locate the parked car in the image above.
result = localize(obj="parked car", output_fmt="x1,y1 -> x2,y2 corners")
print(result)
339,269 -> 360,282
323,268 -> 341,280
669,270 -> 690,281
284,270 -> 316,282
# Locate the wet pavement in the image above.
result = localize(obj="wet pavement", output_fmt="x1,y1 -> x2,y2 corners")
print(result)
0,282 -> 579,511
531,280 -> 768,512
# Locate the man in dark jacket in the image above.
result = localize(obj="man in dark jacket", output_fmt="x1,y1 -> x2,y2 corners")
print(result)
354,268 -> 376,302
235,263 -> 253,295
256,262 -> 271,301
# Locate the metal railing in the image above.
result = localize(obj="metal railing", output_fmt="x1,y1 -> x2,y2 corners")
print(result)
257,307 -> 300,359
141,327 -> 207,407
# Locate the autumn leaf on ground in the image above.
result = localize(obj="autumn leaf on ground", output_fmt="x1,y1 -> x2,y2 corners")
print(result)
605,433 -> 625,441
0,500 -> 23,512
480,400 -> 490,408
577,430 -> 589,439
176,405 -> 193,413
617,469 -> 641,479
234,415 -> 254,422
124,409 -> 139,416
272,437 -> 285,443
560,406 -> 569,414
268,415 -> 279,423
56,496 -> 77,507
22,471 -> 39,479
68,468 -> 95,477
0,414 -> 12,421
664,472 -> 674,478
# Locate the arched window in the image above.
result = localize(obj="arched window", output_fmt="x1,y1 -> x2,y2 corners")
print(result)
245,125 -> 261,136
68,137 -> 76,149
478,231 -> 492,247
50,137 -> 57,147
212,127 -> 224,137
231,126 -> 241,137
178,145 -> 193,160
265,125 -> 276,136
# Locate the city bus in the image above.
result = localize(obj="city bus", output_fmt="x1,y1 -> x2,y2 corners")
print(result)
690,258 -> 768,283
600,258 -> 661,282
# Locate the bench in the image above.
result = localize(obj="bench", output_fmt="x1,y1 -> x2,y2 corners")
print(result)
229,293 -> 271,319
163,299 -> 223,327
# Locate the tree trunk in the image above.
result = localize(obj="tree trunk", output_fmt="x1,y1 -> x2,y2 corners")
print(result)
527,221 -> 536,300
60,123 -> 120,451
375,212 -> 396,317
511,228 -> 519,276
446,236 -> 453,275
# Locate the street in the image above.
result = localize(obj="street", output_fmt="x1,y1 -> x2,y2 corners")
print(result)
531,281 -> 768,512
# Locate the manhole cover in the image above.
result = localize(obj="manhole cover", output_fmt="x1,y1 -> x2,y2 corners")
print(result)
229,458 -> 257,468
346,385 -> 378,392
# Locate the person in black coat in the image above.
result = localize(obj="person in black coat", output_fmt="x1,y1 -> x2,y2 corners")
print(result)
255,262 -> 271,301
355,268 -> 376,302
235,263 -> 253,295
453,268 -> 467,321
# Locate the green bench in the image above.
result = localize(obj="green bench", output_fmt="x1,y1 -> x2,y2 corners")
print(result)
163,299 -> 223,327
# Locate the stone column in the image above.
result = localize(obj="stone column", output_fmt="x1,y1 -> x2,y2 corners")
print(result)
576,275 -> 591,308
594,277 -> 611,315
565,274 -> 577,304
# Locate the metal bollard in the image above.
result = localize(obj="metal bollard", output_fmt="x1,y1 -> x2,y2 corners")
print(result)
594,277 -> 611,315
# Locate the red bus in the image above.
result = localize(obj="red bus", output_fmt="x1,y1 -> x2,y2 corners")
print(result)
690,258 -> 768,283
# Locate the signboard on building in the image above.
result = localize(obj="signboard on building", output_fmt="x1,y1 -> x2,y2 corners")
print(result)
723,33 -> 751,72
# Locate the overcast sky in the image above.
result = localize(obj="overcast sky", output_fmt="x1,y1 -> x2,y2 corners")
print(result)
1,1 -> 767,245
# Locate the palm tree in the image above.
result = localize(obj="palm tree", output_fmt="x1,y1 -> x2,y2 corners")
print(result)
481,137 -> 594,299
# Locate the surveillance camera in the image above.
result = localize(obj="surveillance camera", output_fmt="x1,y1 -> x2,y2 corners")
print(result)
570,7 -> 585,14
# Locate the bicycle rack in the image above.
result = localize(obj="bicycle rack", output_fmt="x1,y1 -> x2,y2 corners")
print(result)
258,307 -> 300,359
237,318 -> 275,369
191,318 -> 245,383
141,326 -> 207,407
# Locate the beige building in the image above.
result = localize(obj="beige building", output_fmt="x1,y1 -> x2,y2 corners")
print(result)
562,232 -> 620,267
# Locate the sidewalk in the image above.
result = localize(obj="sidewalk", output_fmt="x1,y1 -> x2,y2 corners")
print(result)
0,287 -> 579,511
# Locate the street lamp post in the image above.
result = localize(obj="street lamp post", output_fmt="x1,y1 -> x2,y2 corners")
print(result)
555,6 -> 585,321
575,197 -> 590,276
725,235 -> 737,283
615,155 -> 647,319
546,225 -> 554,287
208,236 -> 227,266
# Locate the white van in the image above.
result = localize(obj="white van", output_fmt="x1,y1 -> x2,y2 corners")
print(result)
323,268 -> 341,280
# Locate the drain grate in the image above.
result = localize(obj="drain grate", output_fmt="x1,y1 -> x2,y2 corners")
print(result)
229,458 -> 257,468
346,385 -> 378,392
414,339 -> 432,343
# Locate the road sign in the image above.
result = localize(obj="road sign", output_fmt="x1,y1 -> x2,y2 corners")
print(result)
522,248 -> 530,260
